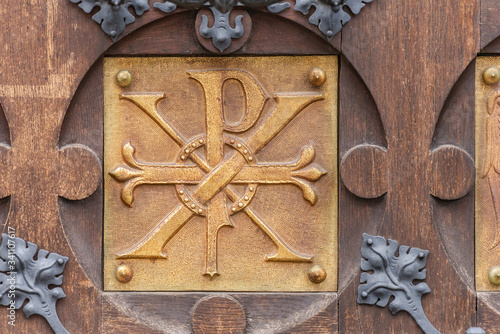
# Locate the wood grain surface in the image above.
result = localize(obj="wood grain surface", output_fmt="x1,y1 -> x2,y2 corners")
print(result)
340,0 -> 478,333
102,292 -> 337,333
2,0 -> 500,332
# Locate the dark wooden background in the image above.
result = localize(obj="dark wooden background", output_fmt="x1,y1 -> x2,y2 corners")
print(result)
0,0 -> 499,332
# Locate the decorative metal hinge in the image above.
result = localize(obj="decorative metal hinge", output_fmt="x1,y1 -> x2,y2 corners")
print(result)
69,0 -> 374,51
0,233 -> 69,334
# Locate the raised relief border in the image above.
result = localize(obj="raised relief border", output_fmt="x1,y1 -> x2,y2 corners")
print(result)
104,56 -> 338,291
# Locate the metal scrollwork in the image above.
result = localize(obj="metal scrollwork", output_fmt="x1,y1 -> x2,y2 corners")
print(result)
357,233 -> 440,334
0,233 -> 69,334
69,0 -> 375,51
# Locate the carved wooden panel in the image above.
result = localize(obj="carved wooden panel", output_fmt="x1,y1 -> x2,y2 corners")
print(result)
104,56 -> 338,291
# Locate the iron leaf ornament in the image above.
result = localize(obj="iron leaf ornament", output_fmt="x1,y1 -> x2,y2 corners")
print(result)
70,0 -> 150,41
357,233 -> 440,334
294,0 -> 373,40
69,0 -> 375,51
0,233 -> 69,334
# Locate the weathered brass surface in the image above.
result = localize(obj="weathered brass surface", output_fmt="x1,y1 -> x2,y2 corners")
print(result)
115,264 -> 134,283
488,266 -> 500,285
476,57 -> 500,291
104,56 -> 338,291
483,66 -> 500,85
116,69 -> 133,87
308,264 -> 327,284
309,68 -> 327,87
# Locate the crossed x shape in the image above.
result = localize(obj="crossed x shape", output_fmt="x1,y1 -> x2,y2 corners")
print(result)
110,71 -> 326,276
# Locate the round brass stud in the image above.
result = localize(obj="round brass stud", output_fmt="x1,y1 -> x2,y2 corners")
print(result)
488,266 -> 500,285
116,264 -> 133,283
483,66 -> 500,85
308,264 -> 327,284
309,68 -> 327,87
116,70 -> 133,88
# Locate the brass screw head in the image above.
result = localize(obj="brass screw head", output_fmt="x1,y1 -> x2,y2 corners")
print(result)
116,70 -> 133,87
308,264 -> 327,284
488,266 -> 500,285
116,264 -> 133,283
483,66 -> 500,85
309,68 -> 327,87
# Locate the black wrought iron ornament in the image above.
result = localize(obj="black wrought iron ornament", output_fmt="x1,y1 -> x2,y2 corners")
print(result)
0,233 -> 69,334
293,0 -> 373,40
69,0 -> 374,51
157,0 -> 282,14
199,7 -> 244,52
70,0 -> 150,41
357,233 -> 440,334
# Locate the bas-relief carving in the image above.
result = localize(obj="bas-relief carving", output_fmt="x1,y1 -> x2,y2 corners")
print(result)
104,56 -> 337,291
482,89 -> 500,250
110,70 -> 325,276
476,57 -> 500,291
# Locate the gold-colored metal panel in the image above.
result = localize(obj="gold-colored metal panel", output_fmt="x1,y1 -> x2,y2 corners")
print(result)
104,56 -> 338,291
476,57 -> 500,291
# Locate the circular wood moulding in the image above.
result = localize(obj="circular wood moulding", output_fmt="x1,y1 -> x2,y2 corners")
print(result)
340,144 -> 389,199
192,296 -> 246,333
429,145 -> 475,200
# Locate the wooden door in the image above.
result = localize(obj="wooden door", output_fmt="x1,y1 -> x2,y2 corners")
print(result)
0,0 -> 499,333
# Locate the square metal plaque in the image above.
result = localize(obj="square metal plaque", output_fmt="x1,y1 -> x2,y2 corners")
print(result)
104,56 -> 338,291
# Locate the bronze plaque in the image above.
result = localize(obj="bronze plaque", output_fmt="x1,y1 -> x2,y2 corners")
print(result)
104,56 -> 338,291
476,57 -> 500,291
